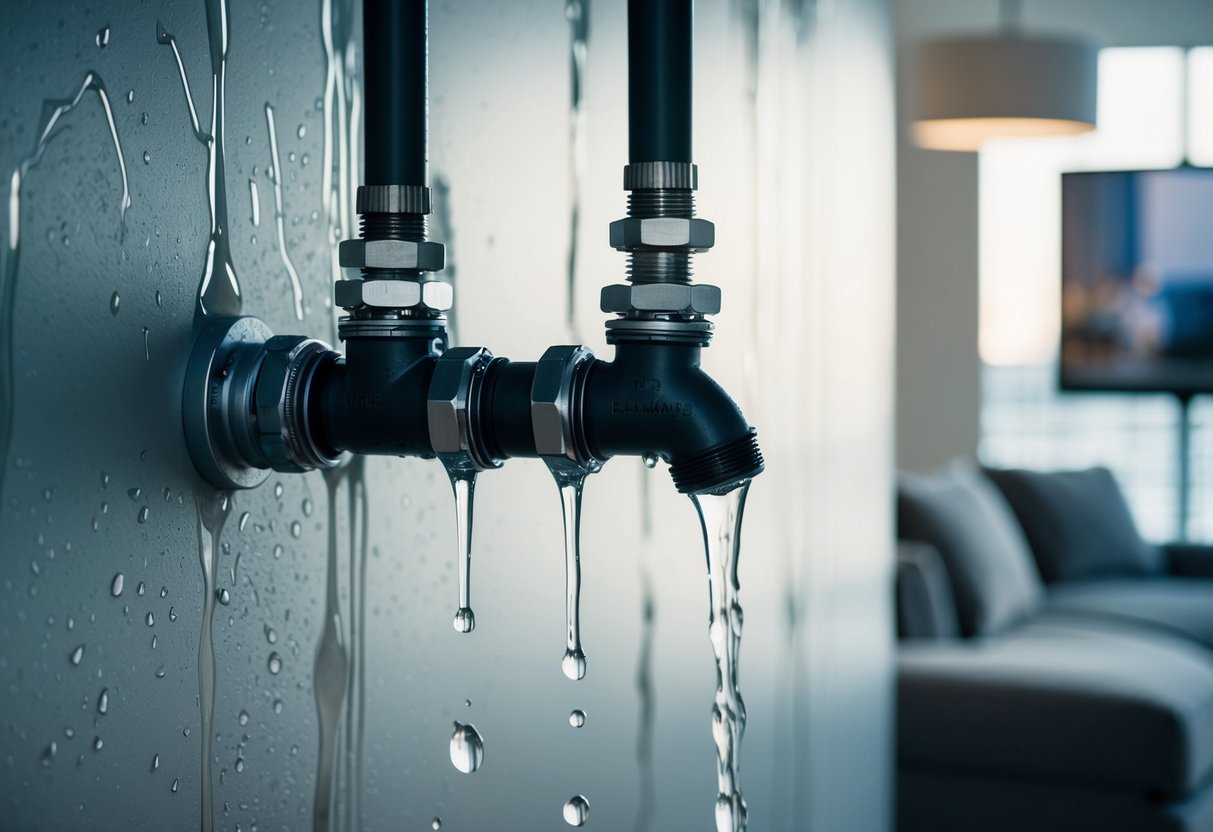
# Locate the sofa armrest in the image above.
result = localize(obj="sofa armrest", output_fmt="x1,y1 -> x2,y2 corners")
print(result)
1163,543 -> 1213,578
897,541 -> 960,640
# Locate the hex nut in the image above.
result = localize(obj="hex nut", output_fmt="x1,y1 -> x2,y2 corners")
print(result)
608,217 -> 715,251
531,345 -> 594,459
427,347 -> 492,460
334,278 -> 453,312
599,283 -> 722,315
338,238 -> 446,271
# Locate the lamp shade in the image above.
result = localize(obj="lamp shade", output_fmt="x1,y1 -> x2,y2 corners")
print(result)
911,34 -> 1099,151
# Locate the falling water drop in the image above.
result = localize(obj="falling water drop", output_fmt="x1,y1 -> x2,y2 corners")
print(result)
70,645 -> 84,666
642,452 -> 659,469
267,652 -> 281,675
96,26 -> 110,48
547,462 -> 599,681
563,795 -> 590,827
569,709 -> 586,728
449,722 -> 484,774
110,572 -> 124,596
110,292 -> 120,316
98,688 -> 109,714
441,465 -> 478,634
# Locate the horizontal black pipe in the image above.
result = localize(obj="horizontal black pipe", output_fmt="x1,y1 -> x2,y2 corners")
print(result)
628,0 -> 693,163
363,0 -> 428,186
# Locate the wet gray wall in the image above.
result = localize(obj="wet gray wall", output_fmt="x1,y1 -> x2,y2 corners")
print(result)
0,0 -> 894,829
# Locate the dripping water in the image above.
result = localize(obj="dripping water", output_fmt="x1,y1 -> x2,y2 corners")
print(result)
157,0 -> 242,318
1,72 -> 130,504
264,103 -> 304,320
634,460 -> 658,832
342,455 -> 369,832
314,466 -> 349,832
195,490 -> 232,832
564,0 -> 590,340
449,721 -> 484,774
441,462 -> 477,634
547,463 -> 599,681
692,481 -> 752,832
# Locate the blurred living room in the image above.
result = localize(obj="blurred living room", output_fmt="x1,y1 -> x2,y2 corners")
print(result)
896,0 -> 1213,830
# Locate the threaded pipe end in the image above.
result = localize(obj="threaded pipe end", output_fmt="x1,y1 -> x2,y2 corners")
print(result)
627,251 -> 692,284
669,430 -> 765,495
627,189 -> 695,218
360,213 -> 427,242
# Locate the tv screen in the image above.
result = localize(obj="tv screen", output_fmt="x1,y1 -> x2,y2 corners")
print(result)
1061,168 -> 1213,394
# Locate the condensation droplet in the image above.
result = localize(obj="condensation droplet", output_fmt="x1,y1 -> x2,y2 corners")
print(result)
562,795 -> 590,826
238,710 -> 249,726
272,544 -> 283,559
171,778 -> 179,793
93,736 -> 104,751
301,498 -> 312,517
142,150 -> 151,165
126,89 -> 134,104
267,652 -> 282,675
264,624 -> 277,644
431,820 -> 441,830
569,709 -> 586,728
272,699 -> 283,714
41,742 -> 57,766
95,26 -> 110,48
216,588 -> 230,606
137,506 -> 150,524
151,753 -> 159,772
127,487 -> 141,500
296,124 -> 306,139
642,452 -> 659,469
70,645 -> 84,666
141,112 -> 149,126
238,511 -> 250,532
234,756 -> 245,773
98,688 -> 109,714
289,521 -> 301,539
169,606 -> 177,622
137,581 -> 145,596
145,611 -> 155,626
274,482 -> 283,499
110,572 -> 123,596
110,292 -> 120,316
449,722 -> 484,774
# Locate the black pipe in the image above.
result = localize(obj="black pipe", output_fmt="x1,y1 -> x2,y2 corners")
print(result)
363,0 -> 428,186
628,0 -> 693,163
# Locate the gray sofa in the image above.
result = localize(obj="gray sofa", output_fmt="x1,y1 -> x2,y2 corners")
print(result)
897,461 -> 1213,832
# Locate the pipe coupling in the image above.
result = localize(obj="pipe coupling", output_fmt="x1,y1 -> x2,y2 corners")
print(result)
531,346 -> 599,468
428,346 -> 503,474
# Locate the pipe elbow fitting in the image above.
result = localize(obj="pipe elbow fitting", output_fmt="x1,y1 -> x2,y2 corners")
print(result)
583,343 -> 764,494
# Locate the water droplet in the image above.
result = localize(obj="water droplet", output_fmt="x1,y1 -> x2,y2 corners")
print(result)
101,471 -> 110,489
93,736 -> 104,751
449,722 -> 484,774
272,544 -> 283,559
216,588 -> 230,606
272,699 -> 283,714
234,756 -> 245,773
453,607 -> 475,634
238,710 -> 249,726
273,482 -> 283,499
562,648 -> 587,681
264,624 -> 277,644
126,89 -> 134,104
70,645 -> 84,666
296,124 -> 306,139
169,606 -> 177,622
110,292 -> 120,316
569,709 -> 586,728
563,795 -> 590,826
151,753 -> 160,772
642,452 -> 659,469
155,666 -> 166,678
136,581 -> 145,596
41,741 -> 57,766
160,586 -> 168,598
267,652 -> 281,675
138,506 -> 150,524
98,688 -> 109,714
464,699 -> 472,708
301,498 -> 312,517
127,487 -> 142,501
142,150 -> 151,165
238,511 -> 250,531
95,25 -> 110,48
145,611 -> 155,626
171,778 -> 179,793
162,486 -> 171,502
141,112 -> 149,126
432,820 -> 442,830
289,521 -> 301,539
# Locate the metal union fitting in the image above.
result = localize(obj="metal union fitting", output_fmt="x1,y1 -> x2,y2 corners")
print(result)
609,217 -> 714,252
427,347 -> 500,472
600,283 -> 721,315
254,336 -> 343,472
334,278 -> 453,312
531,345 -> 596,462
338,238 -> 446,271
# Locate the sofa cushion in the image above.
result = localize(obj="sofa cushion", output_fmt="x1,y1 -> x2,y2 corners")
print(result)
1048,577 -> 1213,649
984,466 -> 1161,582
897,541 -> 960,640
899,460 -> 1043,637
899,616 -> 1213,796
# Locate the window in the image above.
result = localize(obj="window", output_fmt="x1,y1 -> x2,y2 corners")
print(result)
979,48 -> 1213,542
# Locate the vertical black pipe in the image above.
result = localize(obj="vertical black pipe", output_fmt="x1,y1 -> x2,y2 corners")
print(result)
363,0 -> 428,186
628,0 -> 693,163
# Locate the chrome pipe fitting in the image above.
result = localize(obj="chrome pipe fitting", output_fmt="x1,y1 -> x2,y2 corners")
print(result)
531,345 -> 600,473
428,346 -> 503,475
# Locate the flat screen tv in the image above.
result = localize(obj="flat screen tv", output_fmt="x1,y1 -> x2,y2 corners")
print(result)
1061,167 -> 1213,394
